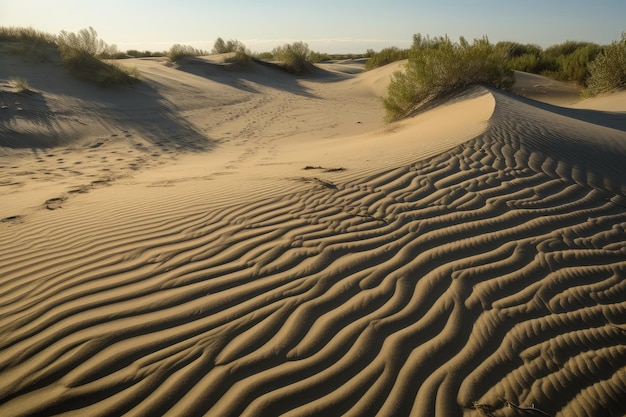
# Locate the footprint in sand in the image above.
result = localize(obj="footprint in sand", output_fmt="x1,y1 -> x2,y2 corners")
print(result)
1,215 -> 22,224
45,197 -> 66,210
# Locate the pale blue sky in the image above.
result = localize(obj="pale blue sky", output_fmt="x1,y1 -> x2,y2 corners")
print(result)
1,0 -> 624,53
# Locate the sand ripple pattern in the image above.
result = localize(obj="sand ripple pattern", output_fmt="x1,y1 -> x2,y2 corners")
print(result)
1,90 -> 626,416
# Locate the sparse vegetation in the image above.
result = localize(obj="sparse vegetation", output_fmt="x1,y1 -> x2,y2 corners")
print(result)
271,41 -> 312,74
0,26 -> 56,47
383,34 -> 514,121
211,38 -> 252,66
212,37 -> 246,54
308,51 -> 332,63
57,27 -> 139,87
226,50 -> 252,65
61,51 -> 139,86
168,43 -> 207,61
584,32 -> 626,96
0,26 -> 57,61
10,77 -> 32,93
57,26 -> 117,58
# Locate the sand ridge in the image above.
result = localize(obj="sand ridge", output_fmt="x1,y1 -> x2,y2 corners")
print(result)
1,56 -> 626,416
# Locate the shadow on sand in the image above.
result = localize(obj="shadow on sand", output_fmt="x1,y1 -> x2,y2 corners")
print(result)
0,55 -> 216,152
172,56 -> 348,99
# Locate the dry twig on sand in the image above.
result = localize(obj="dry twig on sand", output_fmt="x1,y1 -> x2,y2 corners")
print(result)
504,399 -> 552,417
313,177 -> 337,189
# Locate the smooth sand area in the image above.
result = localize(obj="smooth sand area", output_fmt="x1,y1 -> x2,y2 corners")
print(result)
1,55 -> 626,416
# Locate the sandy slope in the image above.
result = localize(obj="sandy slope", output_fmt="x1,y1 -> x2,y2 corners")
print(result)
1,56 -> 626,417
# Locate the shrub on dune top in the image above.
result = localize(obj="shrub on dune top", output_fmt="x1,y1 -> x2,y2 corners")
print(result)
383,34 -> 514,121
211,38 -> 252,66
1,26 -> 137,86
0,26 -> 57,61
271,41 -> 311,74
60,49 -> 139,86
168,44 -> 207,61
0,26 -> 56,47
584,33 -> 626,96
212,37 -> 247,55
57,27 -> 138,87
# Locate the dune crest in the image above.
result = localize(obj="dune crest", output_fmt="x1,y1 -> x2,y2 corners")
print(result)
1,56 -> 626,416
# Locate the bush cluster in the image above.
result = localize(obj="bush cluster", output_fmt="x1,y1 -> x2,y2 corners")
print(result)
367,38 -> 608,89
271,42 -> 311,74
167,44 -> 207,61
364,47 -> 410,70
211,38 -> 251,65
56,27 -> 138,86
308,51 -> 332,63
584,33 -> 626,96
491,40 -> 602,86
212,37 -> 246,54
61,50 -> 139,86
383,34 -> 514,121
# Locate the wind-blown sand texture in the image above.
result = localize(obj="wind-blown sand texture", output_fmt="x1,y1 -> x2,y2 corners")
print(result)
1,54 -> 626,416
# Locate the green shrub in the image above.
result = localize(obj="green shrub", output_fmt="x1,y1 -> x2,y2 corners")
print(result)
539,41 -> 601,85
364,47 -> 410,70
495,41 -> 542,60
494,42 -> 545,73
271,41 -> 311,74
383,34 -> 514,121
545,43 -> 601,85
168,43 -> 206,61
544,41 -> 593,58
584,33 -> 626,96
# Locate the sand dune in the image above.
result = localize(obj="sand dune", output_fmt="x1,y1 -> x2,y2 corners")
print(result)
1,57 -> 626,417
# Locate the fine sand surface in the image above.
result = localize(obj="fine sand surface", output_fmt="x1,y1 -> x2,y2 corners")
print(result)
1,55 -> 626,417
